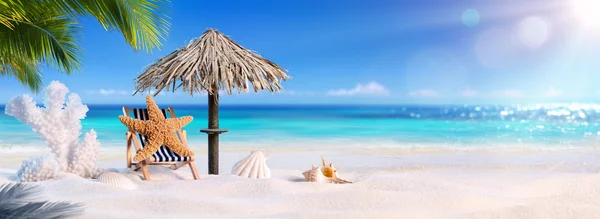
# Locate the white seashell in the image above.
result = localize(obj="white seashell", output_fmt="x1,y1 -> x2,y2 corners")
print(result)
302,165 -> 327,183
231,150 -> 272,179
97,172 -> 137,190
300,157 -> 352,184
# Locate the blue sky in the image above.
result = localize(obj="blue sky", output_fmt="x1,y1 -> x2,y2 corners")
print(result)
1,0 -> 600,104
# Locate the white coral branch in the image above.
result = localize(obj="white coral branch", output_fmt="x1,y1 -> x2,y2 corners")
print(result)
16,155 -> 60,182
5,81 -> 103,181
68,130 -> 102,178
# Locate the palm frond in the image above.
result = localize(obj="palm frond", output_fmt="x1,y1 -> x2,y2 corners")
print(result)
0,183 -> 85,219
0,2 -> 82,74
50,0 -> 171,53
0,0 -> 36,29
0,53 -> 43,92
0,0 -> 171,92
0,183 -> 39,203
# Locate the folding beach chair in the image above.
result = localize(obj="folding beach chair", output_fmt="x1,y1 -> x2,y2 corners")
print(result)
122,106 -> 200,181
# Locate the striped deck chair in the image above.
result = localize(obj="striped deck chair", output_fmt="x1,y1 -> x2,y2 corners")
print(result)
122,106 -> 200,181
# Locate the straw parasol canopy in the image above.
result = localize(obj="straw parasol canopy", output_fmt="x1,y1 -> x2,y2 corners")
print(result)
133,28 -> 289,96
131,28 -> 290,175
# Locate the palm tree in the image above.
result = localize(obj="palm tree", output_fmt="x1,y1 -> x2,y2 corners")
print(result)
0,0 -> 171,93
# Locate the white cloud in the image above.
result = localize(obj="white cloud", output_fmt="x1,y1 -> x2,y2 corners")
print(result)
327,82 -> 390,96
281,90 -> 298,95
461,87 -> 478,97
135,89 -> 168,96
101,89 -> 127,95
408,89 -> 439,98
491,89 -> 524,98
279,90 -> 314,96
87,89 -> 129,96
91,88 -> 192,97
545,88 -> 563,97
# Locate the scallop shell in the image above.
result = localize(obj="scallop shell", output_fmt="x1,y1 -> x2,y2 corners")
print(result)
231,150 -> 272,179
97,172 -> 137,190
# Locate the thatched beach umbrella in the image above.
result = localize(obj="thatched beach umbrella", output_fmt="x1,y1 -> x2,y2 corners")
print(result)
133,29 -> 289,175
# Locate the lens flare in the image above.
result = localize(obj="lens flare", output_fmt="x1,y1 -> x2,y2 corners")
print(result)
461,9 -> 480,27
517,16 -> 549,48
570,0 -> 600,29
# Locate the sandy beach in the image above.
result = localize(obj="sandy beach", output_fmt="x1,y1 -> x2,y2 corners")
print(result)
2,147 -> 600,219
4,0 -> 600,218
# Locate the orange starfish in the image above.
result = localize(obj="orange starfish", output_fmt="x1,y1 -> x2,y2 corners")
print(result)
118,96 -> 194,162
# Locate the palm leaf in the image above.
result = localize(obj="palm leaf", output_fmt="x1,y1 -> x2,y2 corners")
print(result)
0,0 -> 171,92
0,183 -> 38,202
49,0 -> 171,53
0,13 -> 82,74
0,53 -> 42,92
0,183 -> 85,219
0,0 -> 80,92
0,0 -> 35,29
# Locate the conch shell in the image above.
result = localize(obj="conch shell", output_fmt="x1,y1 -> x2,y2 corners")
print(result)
319,157 -> 352,184
231,150 -> 271,179
302,165 -> 326,183
301,157 -> 352,184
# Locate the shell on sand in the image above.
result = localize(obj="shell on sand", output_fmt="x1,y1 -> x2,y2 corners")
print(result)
301,157 -> 352,184
231,150 -> 272,179
97,172 -> 137,190
320,157 -> 352,184
302,165 -> 327,183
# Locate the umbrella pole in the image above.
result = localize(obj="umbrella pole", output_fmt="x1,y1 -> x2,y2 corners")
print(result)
201,92 -> 228,175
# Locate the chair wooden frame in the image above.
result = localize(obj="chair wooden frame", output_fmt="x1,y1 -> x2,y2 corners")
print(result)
122,106 -> 200,181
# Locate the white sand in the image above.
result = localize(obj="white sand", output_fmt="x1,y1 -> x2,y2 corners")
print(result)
2,147 -> 600,219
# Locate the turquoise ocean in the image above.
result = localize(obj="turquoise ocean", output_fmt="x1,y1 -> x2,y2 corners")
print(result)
1,104 -> 600,150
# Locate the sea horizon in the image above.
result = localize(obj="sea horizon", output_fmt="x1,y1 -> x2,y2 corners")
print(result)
2,103 -> 600,151
4,101 -> 600,107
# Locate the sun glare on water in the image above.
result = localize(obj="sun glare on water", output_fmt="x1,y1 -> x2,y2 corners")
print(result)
570,0 -> 600,29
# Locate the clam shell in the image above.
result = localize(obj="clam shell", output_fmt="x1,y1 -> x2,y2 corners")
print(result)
231,150 -> 272,179
97,172 -> 137,190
